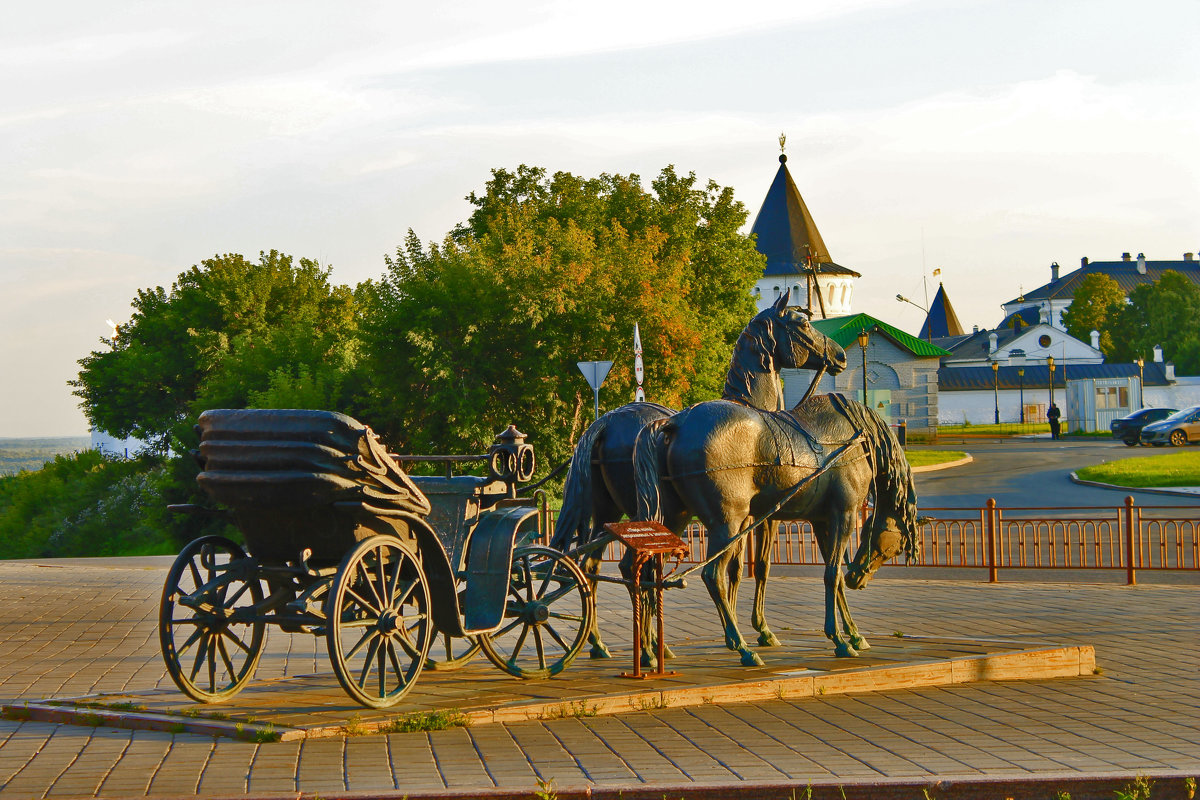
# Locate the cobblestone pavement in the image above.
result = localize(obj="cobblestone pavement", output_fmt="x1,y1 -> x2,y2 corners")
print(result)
0,560 -> 1195,798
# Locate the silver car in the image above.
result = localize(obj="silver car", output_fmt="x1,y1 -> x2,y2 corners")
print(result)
1140,405 -> 1200,447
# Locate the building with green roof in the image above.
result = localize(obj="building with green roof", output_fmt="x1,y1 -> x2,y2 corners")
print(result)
783,313 -> 949,434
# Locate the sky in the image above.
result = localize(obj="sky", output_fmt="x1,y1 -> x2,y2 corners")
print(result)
2,0 -> 1198,437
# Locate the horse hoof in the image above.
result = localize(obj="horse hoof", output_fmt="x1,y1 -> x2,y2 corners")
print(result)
849,635 -> 870,651
640,652 -> 658,669
740,650 -> 765,667
834,642 -> 859,658
662,645 -> 676,660
758,631 -> 781,647
589,643 -> 612,659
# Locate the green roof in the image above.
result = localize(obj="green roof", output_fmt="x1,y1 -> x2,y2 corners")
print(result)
811,313 -> 950,358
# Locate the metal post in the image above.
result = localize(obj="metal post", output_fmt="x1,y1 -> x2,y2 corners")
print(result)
1018,368 -> 1025,423
986,497 -> 998,583
1136,357 -> 1144,410
1124,495 -> 1137,586
992,362 -> 1000,425
593,387 -> 601,425
857,329 -> 869,406
1048,356 -> 1055,412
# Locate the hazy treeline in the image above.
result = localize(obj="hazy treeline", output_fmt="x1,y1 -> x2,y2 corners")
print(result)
0,437 -> 92,476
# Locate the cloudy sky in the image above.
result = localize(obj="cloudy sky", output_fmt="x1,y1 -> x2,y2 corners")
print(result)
2,0 -> 1197,437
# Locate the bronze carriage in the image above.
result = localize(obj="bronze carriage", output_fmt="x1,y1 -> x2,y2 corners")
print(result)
159,409 -> 593,709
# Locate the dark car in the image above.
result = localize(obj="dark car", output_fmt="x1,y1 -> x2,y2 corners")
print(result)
1140,405 -> 1200,447
1110,407 -> 1177,446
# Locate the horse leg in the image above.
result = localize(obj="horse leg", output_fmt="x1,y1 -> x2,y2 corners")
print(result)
581,551 -> 612,658
814,516 -> 859,658
701,520 -> 763,667
834,584 -> 870,652
751,521 -> 780,647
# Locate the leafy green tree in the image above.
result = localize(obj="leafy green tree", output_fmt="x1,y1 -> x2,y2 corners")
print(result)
360,165 -> 764,468
1107,270 -> 1200,372
1061,273 -> 1125,356
72,251 -> 359,452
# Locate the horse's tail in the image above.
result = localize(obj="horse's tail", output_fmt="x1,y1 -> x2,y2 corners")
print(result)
859,403 -> 921,562
633,418 -> 672,524
550,413 -> 610,551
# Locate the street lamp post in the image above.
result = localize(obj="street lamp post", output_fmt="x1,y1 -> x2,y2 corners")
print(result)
857,329 -> 870,405
992,361 -> 1000,424
1017,367 -> 1025,423
896,294 -> 931,342
1136,356 -> 1145,409
1047,355 -> 1055,417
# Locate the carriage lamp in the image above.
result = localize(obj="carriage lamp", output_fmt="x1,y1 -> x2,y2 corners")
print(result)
857,329 -> 870,405
992,361 -> 1000,425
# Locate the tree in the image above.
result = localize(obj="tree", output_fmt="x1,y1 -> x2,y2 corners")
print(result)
360,165 -> 764,468
72,251 -> 359,452
1061,273 -> 1125,356
1107,271 -> 1200,372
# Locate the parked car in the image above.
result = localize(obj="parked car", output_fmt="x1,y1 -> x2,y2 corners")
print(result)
1110,407 -> 1178,446
1140,405 -> 1200,447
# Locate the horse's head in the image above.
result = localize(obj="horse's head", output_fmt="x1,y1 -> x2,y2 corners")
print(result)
843,517 -> 905,590
764,290 -> 848,375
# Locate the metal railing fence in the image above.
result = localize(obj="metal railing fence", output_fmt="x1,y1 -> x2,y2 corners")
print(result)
548,497 -> 1199,584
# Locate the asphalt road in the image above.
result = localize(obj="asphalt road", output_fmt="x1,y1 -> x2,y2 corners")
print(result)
912,437 -> 1200,509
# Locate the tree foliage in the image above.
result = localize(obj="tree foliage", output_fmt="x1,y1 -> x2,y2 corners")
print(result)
72,251 -> 360,452
1106,270 -> 1200,372
360,165 -> 764,468
1061,273 -> 1125,356
0,452 -> 181,558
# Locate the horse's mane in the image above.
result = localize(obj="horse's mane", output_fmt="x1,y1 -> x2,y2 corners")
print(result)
827,394 -> 921,562
722,312 -> 774,404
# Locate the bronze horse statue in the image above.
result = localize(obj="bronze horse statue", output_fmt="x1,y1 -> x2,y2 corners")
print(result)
551,290 -> 847,658
635,391 -> 920,666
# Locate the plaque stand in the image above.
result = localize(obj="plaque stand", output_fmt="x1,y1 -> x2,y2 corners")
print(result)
604,521 -> 689,679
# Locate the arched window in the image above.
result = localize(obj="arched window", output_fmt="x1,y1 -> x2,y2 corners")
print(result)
773,286 -> 780,297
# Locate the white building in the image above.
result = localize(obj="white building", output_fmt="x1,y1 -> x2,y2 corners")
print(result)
748,154 -> 859,317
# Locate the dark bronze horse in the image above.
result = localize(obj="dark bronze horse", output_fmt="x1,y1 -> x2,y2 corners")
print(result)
635,392 -> 919,666
551,290 -> 847,658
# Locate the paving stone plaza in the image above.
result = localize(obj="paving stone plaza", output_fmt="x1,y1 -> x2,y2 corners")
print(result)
0,555 -> 1196,798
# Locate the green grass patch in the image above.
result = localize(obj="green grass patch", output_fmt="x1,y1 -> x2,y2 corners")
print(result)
938,422 -> 1050,436
904,450 -> 966,467
380,708 -> 470,734
1076,451 -> 1200,488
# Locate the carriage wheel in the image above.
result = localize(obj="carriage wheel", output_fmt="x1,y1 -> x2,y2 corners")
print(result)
160,535 -> 265,703
326,535 -> 432,708
477,545 -> 594,679
424,633 -> 481,671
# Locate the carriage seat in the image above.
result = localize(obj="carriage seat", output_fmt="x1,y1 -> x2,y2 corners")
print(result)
194,409 -> 430,517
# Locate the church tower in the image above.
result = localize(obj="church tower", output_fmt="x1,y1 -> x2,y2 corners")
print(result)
749,151 -> 859,316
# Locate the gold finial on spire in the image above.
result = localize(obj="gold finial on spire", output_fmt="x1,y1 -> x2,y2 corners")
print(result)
778,132 -> 787,153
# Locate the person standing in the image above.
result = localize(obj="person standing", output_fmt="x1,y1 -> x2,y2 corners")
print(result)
1047,403 -> 1061,440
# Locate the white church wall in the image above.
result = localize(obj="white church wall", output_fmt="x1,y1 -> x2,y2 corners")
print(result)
938,389 -> 1055,426
1144,377 -> 1200,411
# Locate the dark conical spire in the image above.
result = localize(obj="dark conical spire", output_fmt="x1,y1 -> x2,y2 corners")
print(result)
920,282 -> 966,339
750,154 -> 832,275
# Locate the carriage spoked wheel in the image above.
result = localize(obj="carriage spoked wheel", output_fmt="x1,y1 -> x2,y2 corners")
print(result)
478,545 -> 594,680
326,535 -> 432,708
424,633 -> 480,671
159,535 -> 265,703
